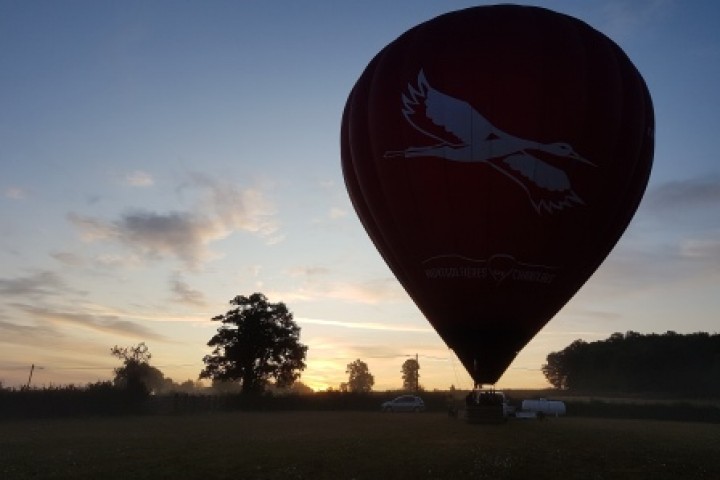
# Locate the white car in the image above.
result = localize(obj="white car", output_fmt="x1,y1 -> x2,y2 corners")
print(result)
381,395 -> 425,412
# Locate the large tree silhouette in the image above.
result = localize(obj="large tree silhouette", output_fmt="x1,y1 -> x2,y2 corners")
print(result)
111,342 -> 166,397
200,293 -> 308,394
345,359 -> 374,393
401,357 -> 420,392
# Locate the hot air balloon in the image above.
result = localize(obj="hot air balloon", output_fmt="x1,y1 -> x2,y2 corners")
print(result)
341,5 -> 654,387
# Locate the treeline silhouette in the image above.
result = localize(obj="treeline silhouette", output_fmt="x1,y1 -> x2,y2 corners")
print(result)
4,384 -> 720,424
0,383 -> 454,419
543,331 -> 720,395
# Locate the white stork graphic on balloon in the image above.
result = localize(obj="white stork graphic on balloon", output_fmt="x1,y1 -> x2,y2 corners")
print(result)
384,70 -> 594,213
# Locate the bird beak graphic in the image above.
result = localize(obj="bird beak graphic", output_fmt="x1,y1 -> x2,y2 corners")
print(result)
572,151 -> 596,167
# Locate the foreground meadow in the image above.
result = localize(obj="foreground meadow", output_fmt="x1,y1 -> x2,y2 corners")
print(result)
1,411 -> 718,479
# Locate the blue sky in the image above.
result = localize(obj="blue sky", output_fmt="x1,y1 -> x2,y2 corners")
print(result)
1,0 -> 719,391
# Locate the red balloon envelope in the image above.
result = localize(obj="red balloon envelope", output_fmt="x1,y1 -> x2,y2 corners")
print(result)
341,5 -> 654,385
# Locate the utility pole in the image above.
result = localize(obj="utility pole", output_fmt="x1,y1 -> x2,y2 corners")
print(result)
25,363 -> 35,389
415,353 -> 419,392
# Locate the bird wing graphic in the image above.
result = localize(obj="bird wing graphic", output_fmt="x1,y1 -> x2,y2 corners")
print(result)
402,70 -> 478,146
502,152 -> 571,191
491,152 -> 584,213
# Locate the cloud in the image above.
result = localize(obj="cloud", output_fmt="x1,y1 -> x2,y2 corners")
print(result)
286,266 -> 331,277
68,210 -> 215,267
348,345 -> 419,359
169,274 -> 206,306
270,277 -> 406,305
124,170 -> 154,187
14,303 -> 165,341
61,302 -> 210,324
589,175 -> 720,294
50,251 -> 86,267
92,253 -> 144,269
556,307 -> 624,324
576,226 -> 720,304
4,186 -> 26,200
323,279 -> 406,304
599,0 -> 674,39
586,246 -> 680,298
298,316 -> 433,333
0,319 -> 59,344
68,175 -> 280,269
51,251 -> 146,271
329,207 -> 347,220
67,213 -> 115,242
189,173 -> 278,237
0,271 -> 74,297
644,175 -> 720,211
679,234 -> 720,260
126,211 -> 214,263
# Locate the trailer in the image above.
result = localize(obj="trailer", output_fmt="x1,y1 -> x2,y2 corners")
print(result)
520,398 -> 566,417
462,391 -> 567,423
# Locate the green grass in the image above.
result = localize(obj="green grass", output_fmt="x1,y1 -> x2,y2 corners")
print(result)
1,412 -> 719,479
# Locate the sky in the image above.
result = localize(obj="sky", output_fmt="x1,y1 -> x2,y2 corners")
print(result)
1,0 -> 719,392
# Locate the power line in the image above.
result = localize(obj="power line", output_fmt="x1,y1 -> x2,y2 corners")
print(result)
317,354 -> 452,361
0,363 -> 204,371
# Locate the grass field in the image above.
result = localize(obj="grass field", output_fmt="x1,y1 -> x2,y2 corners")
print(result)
1,411 -> 719,479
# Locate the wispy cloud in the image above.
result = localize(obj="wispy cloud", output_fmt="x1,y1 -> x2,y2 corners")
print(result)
585,246 -> 689,299
644,175 -> 720,211
286,266 -> 331,277
589,175 -> 720,294
189,173 -> 278,237
556,306 -> 624,324
599,0 -> 674,39
61,302 -> 210,324
92,253 -> 144,269
68,175 -> 280,269
329,207 -> 347,220
0,271 -> 76,297
679,234 -> 720,260
270,277 -> 406,304
14,303 -> 165,341
124,170 -> 154,187
0,319 -> 59,344
323,279 -> 406,304
67,213 -> 115,242
50,251 -> 86,267
298,317 -> 433,333
3,186 -> 26,200
169,274 -> 206,306
69,210 -> 219,267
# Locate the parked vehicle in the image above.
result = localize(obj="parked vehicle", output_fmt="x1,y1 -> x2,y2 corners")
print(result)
381,395 -> 425,412
465,390 -> 515,423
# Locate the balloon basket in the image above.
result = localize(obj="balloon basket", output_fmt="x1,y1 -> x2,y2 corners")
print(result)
465,404 -> 506,424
